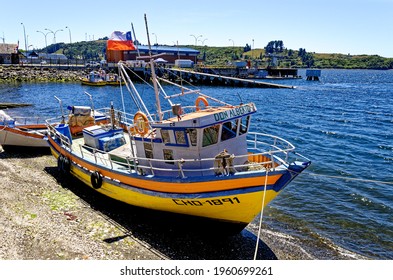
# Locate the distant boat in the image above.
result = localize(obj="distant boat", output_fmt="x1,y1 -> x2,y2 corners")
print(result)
81,71 -> 106,86
0,110 -> 48,148
105,74 -> 124,86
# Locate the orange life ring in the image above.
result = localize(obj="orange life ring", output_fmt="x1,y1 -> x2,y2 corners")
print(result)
133,111 -> 149,136
195,96 -> 209,111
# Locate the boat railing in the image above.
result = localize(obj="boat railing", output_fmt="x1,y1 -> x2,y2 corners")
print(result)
12,116 -> 47,125
46,118 -> 72,150
98,107 -> 134,126
47,113 -> 305,178
66,131 -> 300,178
247,132 -> 296,163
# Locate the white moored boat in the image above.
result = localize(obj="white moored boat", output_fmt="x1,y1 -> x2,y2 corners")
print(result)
0,110 -> 48,148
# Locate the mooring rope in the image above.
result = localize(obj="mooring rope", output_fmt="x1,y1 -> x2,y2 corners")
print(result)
253,167 -> 269,260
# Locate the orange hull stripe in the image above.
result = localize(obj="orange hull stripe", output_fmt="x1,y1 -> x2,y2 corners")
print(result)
50,139 -> 282,194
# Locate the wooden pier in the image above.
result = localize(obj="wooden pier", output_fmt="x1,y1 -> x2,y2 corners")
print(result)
306,69 -> 321,81
164,68 -> 294,89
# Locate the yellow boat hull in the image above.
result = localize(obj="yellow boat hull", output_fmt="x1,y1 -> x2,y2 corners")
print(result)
81,80 -> 106,86
74,164 -> 279,224
51,145 -> 286,226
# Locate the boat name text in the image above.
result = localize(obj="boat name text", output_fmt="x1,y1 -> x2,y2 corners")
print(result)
214,104 -> 254,122
173,197 -> 240,206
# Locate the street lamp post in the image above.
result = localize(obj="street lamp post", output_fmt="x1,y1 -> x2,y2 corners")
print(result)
198,38 -> 208,45
65,26 -> 72,43
21,23 -> 27,52
151,33 -> 157,45
45,28 -> 63,44
190,34 -> 202,45
36,30 -> 50,49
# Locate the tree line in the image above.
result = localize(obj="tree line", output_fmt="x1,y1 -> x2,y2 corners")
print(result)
32,39 -> 393,69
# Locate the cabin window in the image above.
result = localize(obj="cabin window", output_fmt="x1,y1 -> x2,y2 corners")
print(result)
175,130 -> 186,145
202,125 -> 219,147
144,142 -> 153,159
187,128 -> 197,146
161,129 -> 170,144
163,149 -> 174,164
239,116 -> 250,135
221,119 -> 238,141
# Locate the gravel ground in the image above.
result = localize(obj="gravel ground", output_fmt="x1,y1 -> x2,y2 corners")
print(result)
0,145 -> 362,260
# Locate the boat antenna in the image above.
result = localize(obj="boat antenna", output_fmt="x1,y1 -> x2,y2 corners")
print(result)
175,40 -> 184,93
84,91 -> 96,125
54,96 -> 65,124
144,13 -> 163,122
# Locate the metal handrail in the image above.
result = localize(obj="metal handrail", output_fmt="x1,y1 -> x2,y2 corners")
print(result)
46,111 -> 305,177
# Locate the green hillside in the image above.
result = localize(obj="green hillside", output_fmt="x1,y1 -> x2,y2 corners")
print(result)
36,41 -> 393,69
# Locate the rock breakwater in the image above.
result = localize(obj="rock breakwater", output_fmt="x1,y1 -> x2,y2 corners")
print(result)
0,65 -> 88,83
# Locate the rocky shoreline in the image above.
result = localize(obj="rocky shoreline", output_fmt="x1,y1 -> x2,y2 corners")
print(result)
0,146 -> 364,260
0,65 -> 88,83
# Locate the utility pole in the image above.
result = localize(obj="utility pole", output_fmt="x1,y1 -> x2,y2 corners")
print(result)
21,23 -> 27,52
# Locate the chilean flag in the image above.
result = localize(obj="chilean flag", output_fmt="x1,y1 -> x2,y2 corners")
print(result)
107,31 -> 135,51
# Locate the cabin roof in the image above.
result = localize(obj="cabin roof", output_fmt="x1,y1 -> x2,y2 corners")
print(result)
152,103 -> 257,129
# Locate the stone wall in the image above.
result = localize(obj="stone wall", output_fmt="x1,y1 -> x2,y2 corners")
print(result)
0,65 -> 89,82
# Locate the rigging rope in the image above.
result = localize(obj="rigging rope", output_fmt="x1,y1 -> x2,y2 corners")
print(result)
253,167 -> 269,260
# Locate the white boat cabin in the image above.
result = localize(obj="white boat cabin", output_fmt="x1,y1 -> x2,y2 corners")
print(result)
131,102 -> 257,177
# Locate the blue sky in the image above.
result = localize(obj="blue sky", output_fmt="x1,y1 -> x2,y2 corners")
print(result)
1,0 -> 393,57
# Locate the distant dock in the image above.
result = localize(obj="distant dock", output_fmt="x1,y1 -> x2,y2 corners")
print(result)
163,68 -> 294,89
0,103 -> 32,109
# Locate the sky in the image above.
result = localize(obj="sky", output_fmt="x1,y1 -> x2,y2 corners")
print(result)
1,0 -> 393,57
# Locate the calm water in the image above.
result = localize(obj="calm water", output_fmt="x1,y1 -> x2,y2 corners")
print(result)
1,69 -> 392,259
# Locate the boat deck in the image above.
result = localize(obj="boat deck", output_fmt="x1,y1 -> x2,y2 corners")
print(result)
70,135 -> 136,173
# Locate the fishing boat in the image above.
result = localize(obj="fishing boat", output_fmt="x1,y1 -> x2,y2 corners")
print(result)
46,20 -> 310,231
105,73 -> 123,86
0,110 -> 48,148
81,71 -> 106,86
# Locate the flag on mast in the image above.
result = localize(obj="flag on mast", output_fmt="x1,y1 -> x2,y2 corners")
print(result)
107,31 -> 135,51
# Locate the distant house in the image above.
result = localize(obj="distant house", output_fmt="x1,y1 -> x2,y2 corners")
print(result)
0,44 -> 19,64
38,53 -> 67,61
21,51 -> 68,64
107,44 -> 200,64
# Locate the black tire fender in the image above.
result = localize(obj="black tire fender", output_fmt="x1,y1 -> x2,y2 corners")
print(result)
90,171 -> 102,189
62,157 -> 71,174
57,155 -> 64,172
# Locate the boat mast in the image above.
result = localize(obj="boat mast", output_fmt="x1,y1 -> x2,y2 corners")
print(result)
144,14 -> 163,122
131,23 -> 140,58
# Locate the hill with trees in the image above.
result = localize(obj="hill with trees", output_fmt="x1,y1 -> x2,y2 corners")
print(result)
34,39 -> 393,70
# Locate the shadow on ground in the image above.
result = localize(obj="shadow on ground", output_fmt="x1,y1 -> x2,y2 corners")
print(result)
0,146 -> 51,158
44,166 -> 277,260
